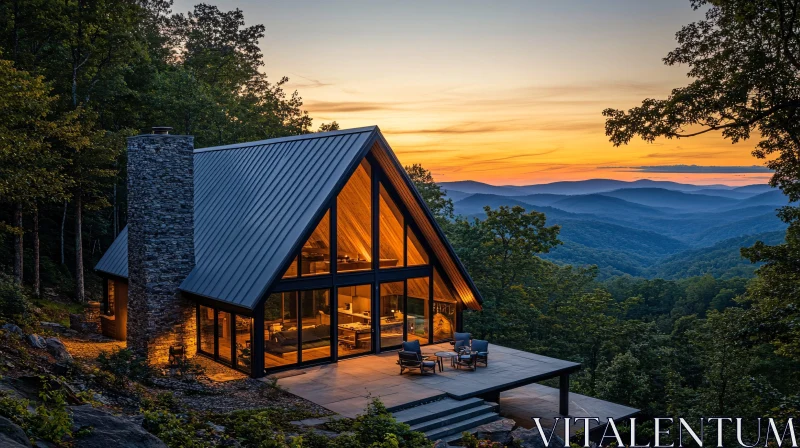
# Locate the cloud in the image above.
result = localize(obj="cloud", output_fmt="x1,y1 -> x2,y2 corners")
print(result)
598,165 -> 773,173
288,74 -> 332,89
303,100 -> 392,113
643,150 -> 736,159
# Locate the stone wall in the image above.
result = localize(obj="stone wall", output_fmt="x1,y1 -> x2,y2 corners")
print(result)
126,134 -> 197,365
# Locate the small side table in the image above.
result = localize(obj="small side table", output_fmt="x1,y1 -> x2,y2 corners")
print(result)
434,351 -> 459,371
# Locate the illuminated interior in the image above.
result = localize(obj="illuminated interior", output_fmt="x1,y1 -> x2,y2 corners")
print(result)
197,152 -> 468,375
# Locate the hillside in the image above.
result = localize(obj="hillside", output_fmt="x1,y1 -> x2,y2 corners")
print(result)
648,231 -> 785,279
445,179 -> 791,279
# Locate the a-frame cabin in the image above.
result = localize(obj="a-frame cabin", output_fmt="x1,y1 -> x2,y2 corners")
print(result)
95,126 -> 482,377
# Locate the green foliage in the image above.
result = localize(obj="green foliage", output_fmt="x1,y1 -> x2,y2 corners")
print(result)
224,410 -> 295,448
0,273 -> 30,318
405,163 -> 455,226
349,399 -> 429,448
142,409 -> 209,448
0,384 -> 73,445
97,348 -> 152,386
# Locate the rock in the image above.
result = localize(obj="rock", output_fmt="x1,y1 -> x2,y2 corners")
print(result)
70,405 -> 167,448
27,334 -> 46,349
39,322 -> 66,332
474,418 -> 516,445
432,440 -> 449,448
45,338 -> 73,362
0,416 -> 32,447
510,427 -> 565,448
2,323 -> 23,335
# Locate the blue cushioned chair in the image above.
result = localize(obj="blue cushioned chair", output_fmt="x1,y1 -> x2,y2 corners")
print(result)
402,340 -> 422,355
453,332 -> 472,353
471,339 -> 489,367
398,350 -> 437,375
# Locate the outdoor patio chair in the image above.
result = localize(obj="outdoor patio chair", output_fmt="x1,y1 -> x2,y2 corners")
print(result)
453,332 -> 472,352
402,340 -> 423,355
471,339 -> 489,367
398,351 -> 437,375
454,352 -> 477,371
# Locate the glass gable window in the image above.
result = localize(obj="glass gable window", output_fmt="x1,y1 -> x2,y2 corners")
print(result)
433,269 -> 457,342
337,160 -> 372,272
301,210 -> 330,276
379,185 -> 404,268
407,227 -> 428,266
282,258 -> 298,279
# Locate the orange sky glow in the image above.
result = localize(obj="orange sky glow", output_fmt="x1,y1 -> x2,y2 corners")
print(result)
173,0 -> 773,187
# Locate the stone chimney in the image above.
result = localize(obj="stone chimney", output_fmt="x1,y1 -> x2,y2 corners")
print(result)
126,128 -> 196,365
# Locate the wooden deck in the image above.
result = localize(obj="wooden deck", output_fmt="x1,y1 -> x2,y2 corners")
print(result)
270,342 -> 581,418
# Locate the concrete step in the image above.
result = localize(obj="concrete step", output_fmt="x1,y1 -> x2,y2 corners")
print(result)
423,411 -> 501,441
393,397 -> 485,426
409,404 -> 497,433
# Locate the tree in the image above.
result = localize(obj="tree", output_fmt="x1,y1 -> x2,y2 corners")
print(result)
0,58 -> 70,294
404,164 -> 454,226
603,0 -> 800,364
162,4 -> 312,146
457,205 -> 564,350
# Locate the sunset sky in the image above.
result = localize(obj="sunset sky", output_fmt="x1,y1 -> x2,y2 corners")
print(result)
173,0 -> 772,186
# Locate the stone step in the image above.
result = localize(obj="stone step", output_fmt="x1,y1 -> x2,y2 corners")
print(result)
423,411 -> 501,442
409,404 -> 498,433
393,397 -> 485,426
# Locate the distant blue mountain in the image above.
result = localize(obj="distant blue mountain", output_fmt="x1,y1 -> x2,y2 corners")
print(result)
444,179 -> 788,279
440,178 -> 745,196
600,188 -> 740,211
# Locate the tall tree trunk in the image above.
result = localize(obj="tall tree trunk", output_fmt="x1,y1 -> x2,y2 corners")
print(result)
60,200 -> 67,264
113,178 -> 118,237
13,204 -> 23,285
33,208 -> 40,297
75,195 -> 85,302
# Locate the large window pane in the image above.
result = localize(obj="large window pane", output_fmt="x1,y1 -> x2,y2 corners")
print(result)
235,315 -> 252,371
380,282 -> 404,350
379,185 -> 404,269
407,277 -> 430,343
407,227 -> 428,266
301,210 -> 331,276
199,305 -> 214,354
300,289 -> 332,362
218,311 -> 232,362
264,292 -> 299,368
433,269 -> 458,342
337,284 -> 372,357
337,160 -> 372,272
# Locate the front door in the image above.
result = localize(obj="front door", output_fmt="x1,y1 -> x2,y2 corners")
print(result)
337,284 -> 373,357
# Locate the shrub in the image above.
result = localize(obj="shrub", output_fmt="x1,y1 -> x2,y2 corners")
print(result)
143,409 -> 207,448
0,273 -> 30,319
225,410 -> 294,448
97,348 -> 152,385
0,384 -> 73,445
350,399 -> 429,448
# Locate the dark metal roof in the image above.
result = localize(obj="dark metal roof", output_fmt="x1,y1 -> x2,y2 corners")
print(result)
94,125 -> 483,310
95,226 -> 128,278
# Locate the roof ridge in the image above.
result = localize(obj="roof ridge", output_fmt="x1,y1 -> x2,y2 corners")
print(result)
193,126 -> 378,154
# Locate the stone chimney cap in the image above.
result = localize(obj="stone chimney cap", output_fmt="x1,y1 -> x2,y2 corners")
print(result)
151,126 -> 173,135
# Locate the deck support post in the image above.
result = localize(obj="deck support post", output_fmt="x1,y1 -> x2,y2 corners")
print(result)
559,373 -> 570,415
